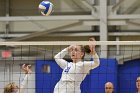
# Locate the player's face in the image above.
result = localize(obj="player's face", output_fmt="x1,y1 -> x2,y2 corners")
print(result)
105,85 -> 113,93
136,77 -> 140,89
70,45 -> 84,62
11,86 -> 18,93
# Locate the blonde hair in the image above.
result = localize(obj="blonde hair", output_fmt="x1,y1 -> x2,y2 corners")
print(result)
4,82 -> 18,93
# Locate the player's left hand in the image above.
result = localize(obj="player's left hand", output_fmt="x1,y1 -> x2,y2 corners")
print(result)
89,37 -> 96,55
21,64 -> 32,74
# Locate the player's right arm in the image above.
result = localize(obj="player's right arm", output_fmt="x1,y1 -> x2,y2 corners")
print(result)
83,37 -> 100,70
54,48 -> 68,69
19,64 -> 32,93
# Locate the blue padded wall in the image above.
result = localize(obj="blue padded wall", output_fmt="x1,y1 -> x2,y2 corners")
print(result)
36,60 -> 62,93
36,59 -> 118,93
89,58 -> 118,93
118,59 -> 140,93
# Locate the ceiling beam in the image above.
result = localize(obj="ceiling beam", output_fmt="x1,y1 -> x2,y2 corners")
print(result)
81,0 -> 96,11
0,31 -> 140,38
83,20 -> 126,25
0,33 -> 28,38
108,14 -> 140,20
67,0 -> 89,11
0,14 -> 140,22
47,32 -> 140,37
8,21 -> 82,41
0,38 -> 5,41
127,21 -> 140,26
0,15 -> 97,21
112,0 -> 125,12
121,0 -> 140,14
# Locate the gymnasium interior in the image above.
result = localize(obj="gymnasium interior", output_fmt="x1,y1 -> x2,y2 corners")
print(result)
0,0 -> 140,93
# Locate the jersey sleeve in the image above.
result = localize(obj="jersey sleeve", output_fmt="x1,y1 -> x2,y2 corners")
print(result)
54,48 -> 68,69
83,52 -> 100,70
18,74 -> 31,93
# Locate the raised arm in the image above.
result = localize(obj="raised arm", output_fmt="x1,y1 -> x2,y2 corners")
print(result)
18,64 -> 32,93
84,52 -> 100,69
54,48 -> 68,69
84,37 -> 100,69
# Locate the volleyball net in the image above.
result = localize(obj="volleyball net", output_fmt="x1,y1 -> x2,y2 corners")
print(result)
0,41 -> 140,93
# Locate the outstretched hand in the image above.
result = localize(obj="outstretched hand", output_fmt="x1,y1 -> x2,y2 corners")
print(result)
21,64 -> 32,74
89,37 -> 96,55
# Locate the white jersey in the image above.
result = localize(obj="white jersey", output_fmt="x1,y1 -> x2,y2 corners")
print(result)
18,74 -> 31,93
54,48 -> 100,93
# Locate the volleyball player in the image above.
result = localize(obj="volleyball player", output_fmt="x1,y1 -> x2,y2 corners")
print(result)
136,76 -> 140,93
54,38 -> 100,93
105,82 -> 114,93
3,64 -> 32,93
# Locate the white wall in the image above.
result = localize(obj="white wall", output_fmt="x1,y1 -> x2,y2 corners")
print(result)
0,64 -> 8,93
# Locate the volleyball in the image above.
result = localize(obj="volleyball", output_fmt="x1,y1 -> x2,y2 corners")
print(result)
38,1 -> 53,16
